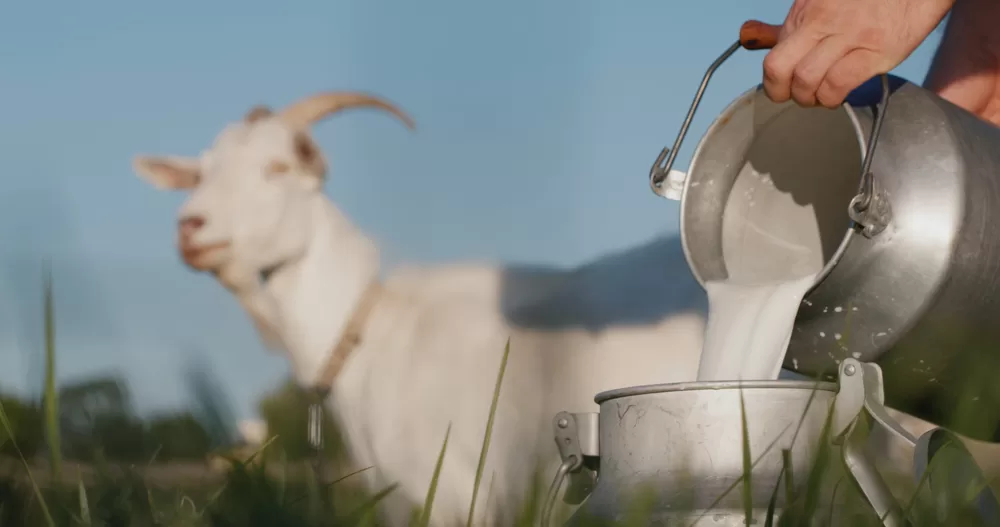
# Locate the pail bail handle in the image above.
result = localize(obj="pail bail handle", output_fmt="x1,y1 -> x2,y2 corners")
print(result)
649,21 -> 893,238
848,73 -> 893,238
648,20 -> 781,198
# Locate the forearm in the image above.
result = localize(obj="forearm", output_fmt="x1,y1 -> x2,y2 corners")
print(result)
924,0 -> 1000,125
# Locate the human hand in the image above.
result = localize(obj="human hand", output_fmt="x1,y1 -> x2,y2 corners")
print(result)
761,0 -> 955,108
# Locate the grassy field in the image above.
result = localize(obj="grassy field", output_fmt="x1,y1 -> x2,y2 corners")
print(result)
1,274 -> 999,526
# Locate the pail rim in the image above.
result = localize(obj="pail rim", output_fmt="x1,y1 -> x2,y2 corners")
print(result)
595,379 -> 838,404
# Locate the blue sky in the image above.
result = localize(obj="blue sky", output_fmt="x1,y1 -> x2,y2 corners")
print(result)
0,0 -> 944,420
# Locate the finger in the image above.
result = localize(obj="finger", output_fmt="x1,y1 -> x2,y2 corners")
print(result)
762,30 -> 822,103
816,49 -> 882,108
790,36 -> 851,108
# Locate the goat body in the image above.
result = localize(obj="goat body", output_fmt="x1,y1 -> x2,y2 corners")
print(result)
131,90 -> 708,524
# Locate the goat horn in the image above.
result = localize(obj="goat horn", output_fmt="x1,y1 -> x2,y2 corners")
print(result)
279,91 -> 415,131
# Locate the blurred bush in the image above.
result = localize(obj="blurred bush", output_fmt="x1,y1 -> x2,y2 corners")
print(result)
147,411 -> 214,461
0,394 -> 44,459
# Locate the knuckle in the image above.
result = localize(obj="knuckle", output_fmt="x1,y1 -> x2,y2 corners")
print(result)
816,90 -> 844,108
792,57 -> 824,85
817,77 -> 851,107
824,71 -> 853,94
792,91 -> 816,107
762,52 -> 791,82
763,80 -> 789,103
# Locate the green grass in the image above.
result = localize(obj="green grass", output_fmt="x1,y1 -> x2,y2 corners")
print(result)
2,275 -> 1000,526
43,263 -> 62,483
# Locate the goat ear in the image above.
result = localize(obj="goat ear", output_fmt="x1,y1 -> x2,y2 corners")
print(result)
133,155 -> 201,190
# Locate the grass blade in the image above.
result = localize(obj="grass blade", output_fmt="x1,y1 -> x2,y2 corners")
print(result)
800,397 -> 837,520
77,469 -> 91,526
824,478 -> 843,527
0,400 -> 55,527
466,337 -> 511,527
687,421 -> 791,527
740,389 -> 754,524
417,423 -> 452,527
781,449 -> 795,506
344,483 -> 399,526
764,470 -> 782,527
42,263 -> 62,481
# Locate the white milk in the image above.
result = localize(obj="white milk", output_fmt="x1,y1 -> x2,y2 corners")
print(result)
697,274 -> 817,381
693,106 -> 861,382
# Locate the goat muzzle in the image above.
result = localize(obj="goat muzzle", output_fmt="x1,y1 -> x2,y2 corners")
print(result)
177,238 -> 231,271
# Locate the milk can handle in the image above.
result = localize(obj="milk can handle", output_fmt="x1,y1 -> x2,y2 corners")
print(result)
649,21 -> 893,238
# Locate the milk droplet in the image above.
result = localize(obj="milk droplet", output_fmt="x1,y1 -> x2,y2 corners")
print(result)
852,307 -> 858,311
851,352 -> 861,359
819,332 -> 826,338
834,333 -> 842,340
792,359 -> 799,369
834,306 -> 843,313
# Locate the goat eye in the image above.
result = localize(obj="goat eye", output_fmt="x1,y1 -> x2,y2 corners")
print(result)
265,160 -> 291,177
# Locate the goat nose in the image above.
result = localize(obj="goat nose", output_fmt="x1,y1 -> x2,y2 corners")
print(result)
178,215 -> 206,238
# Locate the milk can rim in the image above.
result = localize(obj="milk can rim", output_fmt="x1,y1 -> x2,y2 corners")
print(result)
595,379 -> 838,404
678,84 -> 868,292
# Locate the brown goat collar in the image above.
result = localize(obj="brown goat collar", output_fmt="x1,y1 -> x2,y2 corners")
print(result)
313,280 -> 383,394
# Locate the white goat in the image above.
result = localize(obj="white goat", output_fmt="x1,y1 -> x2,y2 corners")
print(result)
132,92 -> 709,525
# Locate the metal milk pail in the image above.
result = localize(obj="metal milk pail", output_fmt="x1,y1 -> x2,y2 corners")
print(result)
652,21 -> 1000,441
542,360 -> 1000,526
561,380 -> 851,525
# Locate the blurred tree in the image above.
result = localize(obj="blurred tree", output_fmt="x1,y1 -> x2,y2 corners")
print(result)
59,377 -> 132,428
0,395 -> 44,459
146,412 -> 213,461
257,379 -> 343,461
57,375 -> 144,461
183,356 -> 239,451
89,413 -> 149,462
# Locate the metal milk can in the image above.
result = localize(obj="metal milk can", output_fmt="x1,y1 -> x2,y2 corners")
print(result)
541,359 -> 1000,526
649,20 -> 1000,441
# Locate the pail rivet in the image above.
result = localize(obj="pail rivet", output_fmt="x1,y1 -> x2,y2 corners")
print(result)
844,364 -> 857,376
557,418 -> 569,429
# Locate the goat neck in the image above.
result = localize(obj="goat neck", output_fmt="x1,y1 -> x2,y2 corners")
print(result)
260,196 -> 381,388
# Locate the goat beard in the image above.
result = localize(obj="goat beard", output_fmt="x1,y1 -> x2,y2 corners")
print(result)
214,263 -> 287,353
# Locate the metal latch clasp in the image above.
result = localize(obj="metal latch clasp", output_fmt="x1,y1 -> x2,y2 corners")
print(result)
541,411 -> 599,527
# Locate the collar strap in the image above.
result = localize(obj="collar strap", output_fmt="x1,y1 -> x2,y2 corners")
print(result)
312,280 -> 383,394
